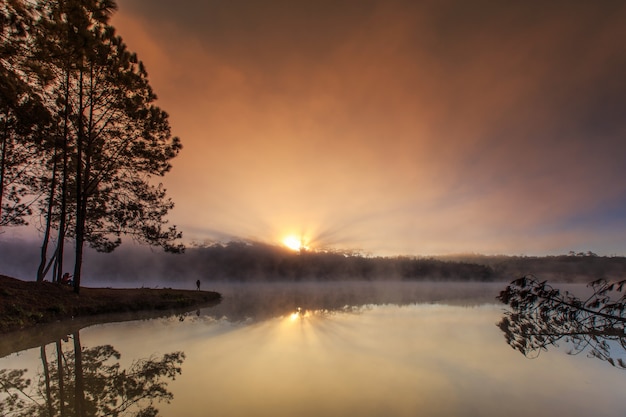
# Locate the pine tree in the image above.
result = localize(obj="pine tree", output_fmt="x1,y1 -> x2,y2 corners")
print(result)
0,0 -> 50,227
4,0 -> 184,291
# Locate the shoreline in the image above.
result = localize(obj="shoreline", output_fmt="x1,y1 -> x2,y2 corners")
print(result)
0,274 -> 221,335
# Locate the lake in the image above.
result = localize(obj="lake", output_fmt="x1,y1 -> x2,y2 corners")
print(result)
1,281 -> 624,417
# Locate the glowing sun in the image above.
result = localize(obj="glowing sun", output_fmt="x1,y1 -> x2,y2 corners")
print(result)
283,235 -> 309,252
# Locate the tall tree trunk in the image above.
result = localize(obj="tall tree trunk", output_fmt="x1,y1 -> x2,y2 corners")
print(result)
55,63 -> 73,284
37,148 -> 58,282
73,69 -> 85,294
56,123 -> 70,284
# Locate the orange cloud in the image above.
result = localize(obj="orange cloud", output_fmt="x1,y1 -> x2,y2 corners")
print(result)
111,1 -> 626,255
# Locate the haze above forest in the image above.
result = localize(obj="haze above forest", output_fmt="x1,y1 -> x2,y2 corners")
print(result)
1,238 -> 623,285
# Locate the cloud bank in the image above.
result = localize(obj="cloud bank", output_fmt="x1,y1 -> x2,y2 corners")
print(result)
103,0 -> 626,255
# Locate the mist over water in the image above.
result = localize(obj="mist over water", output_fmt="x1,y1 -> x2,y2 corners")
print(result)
200,280 -> 503,322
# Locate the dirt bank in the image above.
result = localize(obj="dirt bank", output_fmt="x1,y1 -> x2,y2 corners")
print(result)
0,274 -> 221,334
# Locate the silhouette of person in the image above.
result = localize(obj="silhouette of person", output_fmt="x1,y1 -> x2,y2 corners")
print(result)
196,279 -> 201,291
61,273 -> 72,285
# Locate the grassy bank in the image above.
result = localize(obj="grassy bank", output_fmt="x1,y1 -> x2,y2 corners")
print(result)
0,274 -> 221,334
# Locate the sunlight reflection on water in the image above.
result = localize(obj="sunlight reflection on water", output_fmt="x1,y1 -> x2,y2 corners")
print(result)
1,282 -> 625,417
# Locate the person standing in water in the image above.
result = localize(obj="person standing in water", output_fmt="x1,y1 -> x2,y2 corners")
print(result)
196,279 -> 201,291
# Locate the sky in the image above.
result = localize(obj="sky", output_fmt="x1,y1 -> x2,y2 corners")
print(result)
105,0 -> 626,256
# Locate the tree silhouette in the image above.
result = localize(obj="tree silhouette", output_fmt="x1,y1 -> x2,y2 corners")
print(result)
0,0 -> 51,227
497,275 -> 626,369
0,333 -> 185,416
0,368 -> 33,416
1,1 -> 183,290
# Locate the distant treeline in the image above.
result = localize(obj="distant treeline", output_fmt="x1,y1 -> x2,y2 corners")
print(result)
82,241 -> 626,283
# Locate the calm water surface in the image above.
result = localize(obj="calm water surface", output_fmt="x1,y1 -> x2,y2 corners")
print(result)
1,282 -> 624,416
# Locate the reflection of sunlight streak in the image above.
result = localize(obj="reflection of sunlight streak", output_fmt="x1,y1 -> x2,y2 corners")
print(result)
278,307 -> 371,358
288,307 -> 324,321
286,307 -> 355,323
290,307 -> 303,321
288,307 -> 318,322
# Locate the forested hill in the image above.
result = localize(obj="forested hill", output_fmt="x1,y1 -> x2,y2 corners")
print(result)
2,239 -> 623,283
75,241 -> 626,283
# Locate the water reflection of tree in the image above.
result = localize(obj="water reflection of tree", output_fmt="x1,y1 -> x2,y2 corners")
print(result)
497,275 -> 626,369
0,331 -> 184,416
